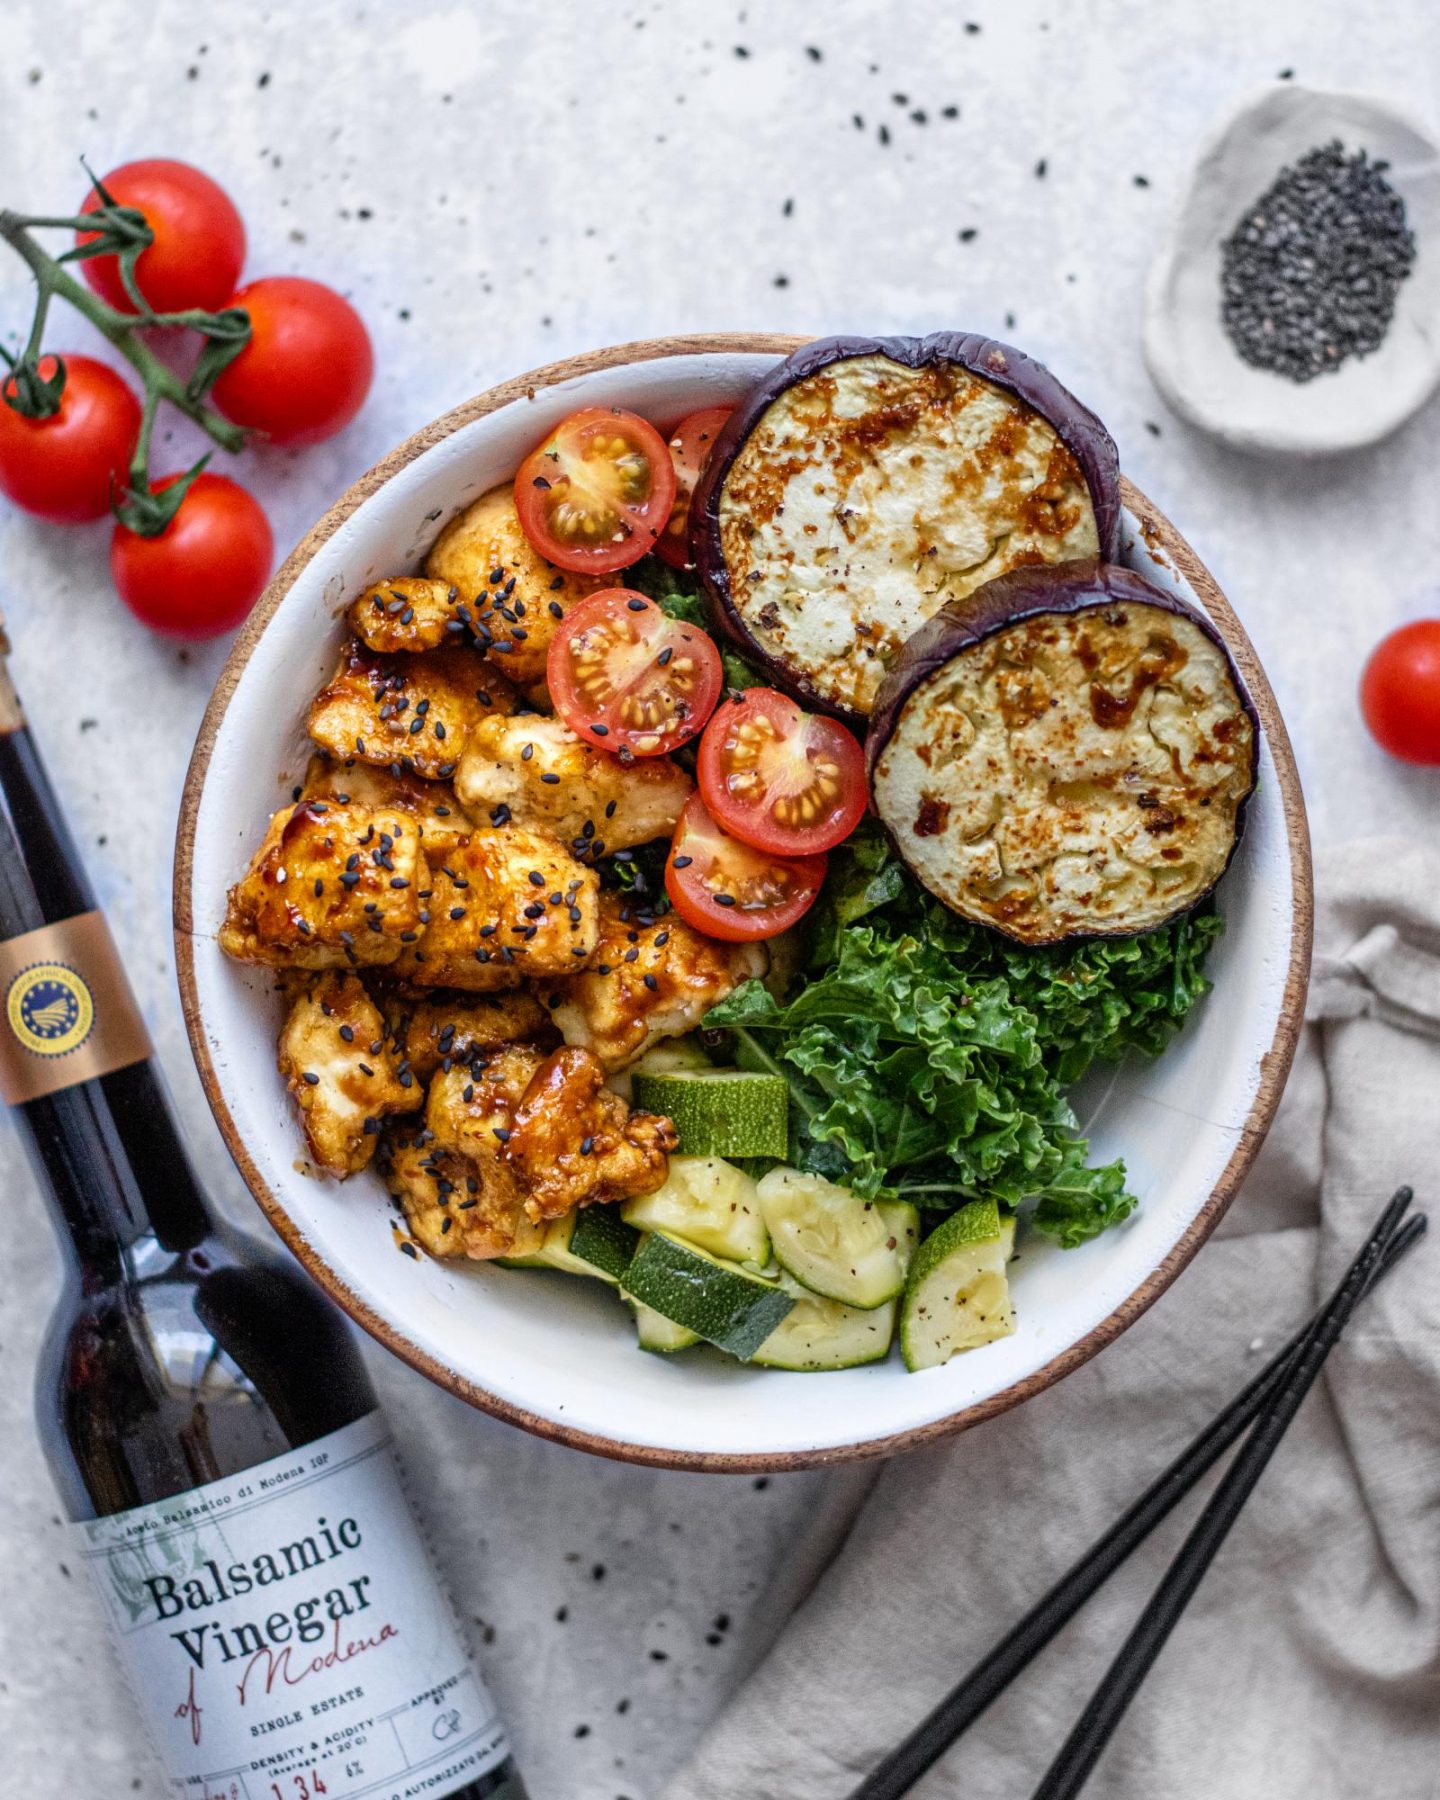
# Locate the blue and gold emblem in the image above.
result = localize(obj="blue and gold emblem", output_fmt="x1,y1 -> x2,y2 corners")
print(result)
6,961 -> 96,1058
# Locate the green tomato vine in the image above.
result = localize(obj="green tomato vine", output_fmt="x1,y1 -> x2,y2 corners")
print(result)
0,165 -> 250,534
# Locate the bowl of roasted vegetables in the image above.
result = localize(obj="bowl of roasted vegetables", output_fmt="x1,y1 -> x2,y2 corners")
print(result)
175,334 -> 1310,1470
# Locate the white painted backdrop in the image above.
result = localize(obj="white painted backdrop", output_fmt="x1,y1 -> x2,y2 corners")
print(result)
0,2 -> 1436,1795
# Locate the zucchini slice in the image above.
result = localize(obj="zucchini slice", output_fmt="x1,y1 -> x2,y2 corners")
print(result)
756,1167 -> 919,1309
630,1037 -> 713,1075
497,1206 -> 638,1284
752,1274 -> 897,1371
623,1231 -> 793,1359
629,1300 -> 702,1355
631,1068 -> 789,1159
621,1156 -> 769,1265
900,1201 -> 1017,1372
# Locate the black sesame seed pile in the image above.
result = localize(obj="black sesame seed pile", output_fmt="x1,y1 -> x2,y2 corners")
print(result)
1220,140 -> 1416,383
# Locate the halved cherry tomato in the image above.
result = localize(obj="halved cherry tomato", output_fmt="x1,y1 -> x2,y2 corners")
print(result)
666,794 -> 827,942
0,355 -> 141,522
656,405 -> 731,569
547,589 -> 722,756
698,687 -> 868,856
515,407 -> 675,574
77,159 -> 246,315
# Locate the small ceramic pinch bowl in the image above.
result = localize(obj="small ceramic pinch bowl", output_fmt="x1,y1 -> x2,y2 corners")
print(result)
1145,83 -> 1440,455
175,336 -> 1311,1473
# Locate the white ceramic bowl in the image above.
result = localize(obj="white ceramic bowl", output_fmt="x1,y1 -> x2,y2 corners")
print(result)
175,336 -> 1311,1472
1145,84 -> 1440,456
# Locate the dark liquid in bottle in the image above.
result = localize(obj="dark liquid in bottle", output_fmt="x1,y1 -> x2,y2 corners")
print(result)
2,702 -> 523,1798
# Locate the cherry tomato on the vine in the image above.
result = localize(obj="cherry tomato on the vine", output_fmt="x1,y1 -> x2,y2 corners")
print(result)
698,686 -> 868,856
547,588 -> 723,756
515,408 -> 676,574
77,160 -> 246,315
211,276 -> 373,446
665,793 -> 827,942
110,473 -> 272,640
0,355 -> 141,522
1360,620 -> 1440,765
656,406 -> 731,569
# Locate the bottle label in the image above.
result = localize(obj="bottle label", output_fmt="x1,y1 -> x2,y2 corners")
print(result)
74,1411 -> 511,1800
0,911 -> 152,1103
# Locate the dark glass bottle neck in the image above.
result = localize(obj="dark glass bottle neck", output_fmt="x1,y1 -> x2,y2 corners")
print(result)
0,710 -> 213,1269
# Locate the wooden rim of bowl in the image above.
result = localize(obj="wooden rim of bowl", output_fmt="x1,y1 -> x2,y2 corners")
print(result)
174,333 -> 1313,1474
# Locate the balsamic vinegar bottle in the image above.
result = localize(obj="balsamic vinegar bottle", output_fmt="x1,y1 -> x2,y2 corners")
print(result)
0,622 -> 525,1799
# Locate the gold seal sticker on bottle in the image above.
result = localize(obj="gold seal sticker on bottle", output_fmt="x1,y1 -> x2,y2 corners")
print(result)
0,912 -> 153,1104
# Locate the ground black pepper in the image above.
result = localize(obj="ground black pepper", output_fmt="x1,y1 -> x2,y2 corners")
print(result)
1220,140 -> 1416,382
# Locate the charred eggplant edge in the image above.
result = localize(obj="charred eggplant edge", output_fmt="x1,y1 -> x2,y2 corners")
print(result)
690,333 -> 1123,724
864,558 -> 1261,946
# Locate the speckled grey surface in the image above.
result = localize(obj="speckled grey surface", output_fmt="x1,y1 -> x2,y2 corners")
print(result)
0,4 -> 1437,1797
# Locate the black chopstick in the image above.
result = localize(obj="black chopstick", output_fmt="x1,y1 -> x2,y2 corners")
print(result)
849,1189 -> 1422,1800
1030,1188 -> 1420,1800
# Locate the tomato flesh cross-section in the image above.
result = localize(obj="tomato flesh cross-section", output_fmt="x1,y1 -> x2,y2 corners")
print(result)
697,687 -> 868,855
515,407 -> 676,574
548,589 -> 723,756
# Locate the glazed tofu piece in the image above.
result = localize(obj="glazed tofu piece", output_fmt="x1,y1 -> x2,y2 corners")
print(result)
391,990 -> 551,1080
382,1132 -> 544,1263
277,972 -> 421,1176
307,640 -> 518,779
455,712 -> 692,853
346,577 -> 466,654
301,754 -> 478,856
392,827 -> 600,990
426,1044 -> 675,1224
218,799 -> 429,970
550,895 -> 768,1070
505,1045 -> 678,1218
424,482 -> 608,696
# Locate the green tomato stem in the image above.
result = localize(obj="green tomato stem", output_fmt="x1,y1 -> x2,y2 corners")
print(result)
0,207 -> 246,457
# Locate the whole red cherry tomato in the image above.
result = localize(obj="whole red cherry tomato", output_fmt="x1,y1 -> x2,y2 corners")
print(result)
1360,621 -> 1440,765
77,160 -> 246,315
110,474 -> 272,640
0,356 -> 141,522
211,277 -> 374,446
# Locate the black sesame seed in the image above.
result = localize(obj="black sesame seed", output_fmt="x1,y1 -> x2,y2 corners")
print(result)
626,597 -> 648,611
302,1070 -> 320,1086
541,772 -> 561,784
673,855 -> 693,869
591,722 -> 609,736
579,1136 -> 594,1156
528,870 -> 546,886
714,893 -> 737,907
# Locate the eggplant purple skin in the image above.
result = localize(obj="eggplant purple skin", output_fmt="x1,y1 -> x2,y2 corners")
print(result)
688,333 -> 1124,721
865,558 -> 1262,945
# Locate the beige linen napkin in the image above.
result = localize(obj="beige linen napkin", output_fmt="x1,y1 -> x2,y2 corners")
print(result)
660,838 -> 1440,1800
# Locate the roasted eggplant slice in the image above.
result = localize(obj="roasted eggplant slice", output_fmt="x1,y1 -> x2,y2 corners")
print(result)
866,561 -> 1257,945
692,334 -> 1120,722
